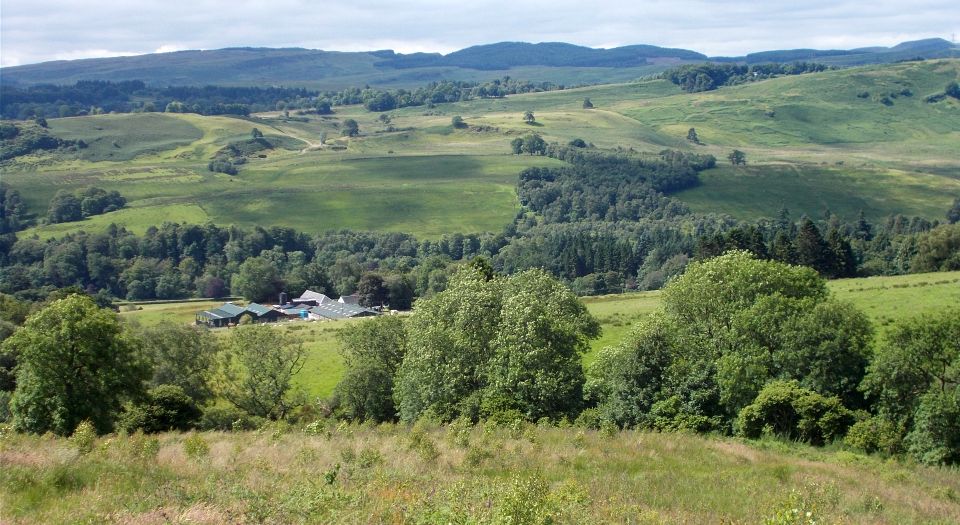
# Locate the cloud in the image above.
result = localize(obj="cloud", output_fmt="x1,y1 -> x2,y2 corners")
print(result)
1,0 -> 956,66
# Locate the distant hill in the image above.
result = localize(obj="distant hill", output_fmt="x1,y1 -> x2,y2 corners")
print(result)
1,39 -> 956,89
713,38 -> 959,65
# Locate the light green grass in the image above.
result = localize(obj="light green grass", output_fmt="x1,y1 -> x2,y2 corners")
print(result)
22,203 -> 211,239
1,425 -> 957,523
4,61 -> 958,237
677,164 -> 960,221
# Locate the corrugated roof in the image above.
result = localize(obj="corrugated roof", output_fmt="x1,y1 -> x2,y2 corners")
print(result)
218,303 -> 245,316
199,308 -> 233,319
338,294 -> 359,305
245,303 -> 272,316
310,302 -> 377,319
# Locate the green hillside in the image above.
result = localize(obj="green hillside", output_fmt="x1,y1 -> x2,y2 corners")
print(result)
3,60 -> 959,239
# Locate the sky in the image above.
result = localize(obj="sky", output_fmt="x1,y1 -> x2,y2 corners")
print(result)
1,0 -> 957,67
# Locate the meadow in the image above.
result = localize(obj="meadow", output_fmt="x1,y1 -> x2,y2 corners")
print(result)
116,270 -> 960,399
3,60 -> 959,240
1,420 -> 958,524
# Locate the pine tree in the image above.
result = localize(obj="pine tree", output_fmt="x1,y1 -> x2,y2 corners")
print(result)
795,218 -> 830,274
771,231 -> 796,264
827,228 -> 857,278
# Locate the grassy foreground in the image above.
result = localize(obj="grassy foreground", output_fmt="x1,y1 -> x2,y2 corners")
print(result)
1,424 -> 958,524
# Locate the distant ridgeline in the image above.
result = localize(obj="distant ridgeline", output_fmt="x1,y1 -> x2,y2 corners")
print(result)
0,77 -> 570,120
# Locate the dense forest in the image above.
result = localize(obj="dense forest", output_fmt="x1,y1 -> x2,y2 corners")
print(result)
0,77 -> 569,120
662,62 -> 832,92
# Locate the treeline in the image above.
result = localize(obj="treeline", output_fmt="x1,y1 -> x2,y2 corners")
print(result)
0,80 -> 317,120
662,62 -> 832,93
0,120 -> 85,161
1,77 -> 567,120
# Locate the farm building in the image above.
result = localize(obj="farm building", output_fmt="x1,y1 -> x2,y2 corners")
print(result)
195,302 -> 281,327
309,302 -> 378,320
338,294 -> 360,305
291,289 -> 336,306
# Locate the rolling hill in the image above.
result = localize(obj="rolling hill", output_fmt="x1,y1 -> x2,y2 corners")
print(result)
2,59 -> 959,239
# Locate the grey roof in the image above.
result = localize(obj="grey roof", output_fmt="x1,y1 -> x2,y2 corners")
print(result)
245,303 -> 273,316
218,302 -> 245,316
199,308 -> 235,320
310,302 -> 377,319
338,294 -> 359,305
296,290 -> 333,303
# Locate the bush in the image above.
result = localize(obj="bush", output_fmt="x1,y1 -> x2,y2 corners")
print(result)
198,405 -> 264,431
0,391 -> 10,423
905,390 -> 960,465
183,433 -> 209,460
843,416 -> 902,455
738,381 -> 854,445
71,420 -> 97,455
118,385 -> 201,434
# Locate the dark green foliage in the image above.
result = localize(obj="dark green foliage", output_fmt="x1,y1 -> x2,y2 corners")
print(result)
862,310 -> 960,464
844,416 -> 903,455
591,252 -> 870,434
567,138 -> 587,148
727,149 -> 746,165
686,128 -> 701,144
118,385 -> 201,433
46,190 -> 82,223
521,133 -> 546,155
198,405 -> 264,431
945,81 -> 960,100
737,380 -> 855,445
510,137 -> 524,155
0,121 -> 74,161
663,62 -> 830,93
523,110 -> 535,124
910,224 -> 960,272
582,98 -> 593,109
207,158 -> 238,175
342,118 -> 359,137
232,256 -> 283,303
135,322 -> 218,404
906,390 -> 960,465
451,115 -> 467,129
4,294 -> 148,435
948,198 -> 960,224
356,272 -> 387,307
334,316 -> 407,422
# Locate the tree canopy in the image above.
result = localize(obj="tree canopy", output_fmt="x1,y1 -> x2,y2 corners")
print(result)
4,294 -> 148,435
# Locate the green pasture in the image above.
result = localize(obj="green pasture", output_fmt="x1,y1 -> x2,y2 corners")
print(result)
676,164 -> 960,222
3,60 -> 959,238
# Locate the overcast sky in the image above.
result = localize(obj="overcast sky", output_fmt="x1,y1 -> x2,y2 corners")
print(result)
1,0 -> 957,67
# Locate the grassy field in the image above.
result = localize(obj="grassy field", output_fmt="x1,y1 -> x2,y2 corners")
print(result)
3,60 -> 959,238
2,423 -> 958,524
115,270 -> 960,400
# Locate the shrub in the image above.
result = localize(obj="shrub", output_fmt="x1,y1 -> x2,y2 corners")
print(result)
0,391 -> 10,423
71,420 -> 97,455
118,385 -> 201,434
183,433 -> 209,460
198,405 -> 264,431
738,381 -> 854,445
905,390 -> 960,465
843,416 -> 902,455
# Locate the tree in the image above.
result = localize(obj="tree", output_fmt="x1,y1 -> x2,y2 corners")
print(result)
686,128 -> 701,144
591,251 -> 871,431
356,272 -> 388,308
727,149 -> 746,165
510,137 -> 524,155
394,268 -> 599,422
523,110 -> 536,124
4,295 -> 148,435
250,127 -> 263,139
582,98 -> 593,109
946,81 -> 960,100
334,316 -> 407,422
135,322 -> 219,404
521,133 -> 546,156
231,256 -> 283,303
948,197 -> 960,224
215,325 -> 305,420
795,217 -> 830,274
47,190 -> 82,223
342,118 -> 359,137
451,115 -> 467,129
